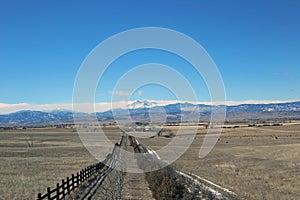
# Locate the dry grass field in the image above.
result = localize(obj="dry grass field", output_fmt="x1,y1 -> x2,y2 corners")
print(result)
0,123 -> 299,199
0,127 -> 122,200
141,122 -> 300,199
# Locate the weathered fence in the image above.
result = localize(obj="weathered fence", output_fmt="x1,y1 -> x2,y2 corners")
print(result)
37,162 -> 106,200
36,136 -> 127,200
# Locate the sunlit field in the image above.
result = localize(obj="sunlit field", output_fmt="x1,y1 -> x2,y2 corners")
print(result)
0,123 -> 299,199
0,127 -> 122,200
141,122 -> 300,200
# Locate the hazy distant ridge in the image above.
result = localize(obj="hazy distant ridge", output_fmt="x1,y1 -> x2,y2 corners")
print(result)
0,101 -> 299,126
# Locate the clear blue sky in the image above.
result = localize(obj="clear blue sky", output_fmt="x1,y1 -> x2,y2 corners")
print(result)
0,0 -> 299,104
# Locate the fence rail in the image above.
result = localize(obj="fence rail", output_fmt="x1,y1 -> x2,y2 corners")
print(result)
37,160 -> 107,200
37,135 -> 127,200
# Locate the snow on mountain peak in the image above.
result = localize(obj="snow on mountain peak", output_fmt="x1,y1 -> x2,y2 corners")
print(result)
126,100 -> 159,109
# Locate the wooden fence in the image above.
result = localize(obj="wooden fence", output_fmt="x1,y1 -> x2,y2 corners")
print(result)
37,162 -> 106,200
37,137 -> 126,200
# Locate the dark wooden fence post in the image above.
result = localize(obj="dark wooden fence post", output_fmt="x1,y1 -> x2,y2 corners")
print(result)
62,179 -> 65,198
80,170 -> 83,183
71,174 -> 75,191
67,177 -> 70,195
47,187 -> 51,200
37,158 -> 110,199
82,168 -> 85,181
83,169 -> 85,180
83,169 -> 85,181
82,169 -> 85,182
37,193 -> 42,200
56,183 -> 60,200
76,172 -> 79,187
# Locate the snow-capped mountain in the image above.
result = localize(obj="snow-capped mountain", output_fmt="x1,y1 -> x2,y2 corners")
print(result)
0,110 -> 88,126
0,101 -> 299,126
226,101 -> 300,113
126,100 -> 160,109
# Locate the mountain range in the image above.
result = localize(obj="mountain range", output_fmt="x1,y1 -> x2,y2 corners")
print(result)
0,100 -> 299,126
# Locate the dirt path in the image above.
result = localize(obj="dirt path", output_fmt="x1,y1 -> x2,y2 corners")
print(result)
86,136 -> 154,200
122,144 -> 154,200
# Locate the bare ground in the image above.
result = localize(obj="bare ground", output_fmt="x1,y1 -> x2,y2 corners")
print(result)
0,123 -> 299,199
140,123 -> 300,200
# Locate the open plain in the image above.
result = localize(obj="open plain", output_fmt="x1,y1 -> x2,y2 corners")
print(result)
0,127 -> 122,200
141,122 -> 300,199
0,122 -> 299,199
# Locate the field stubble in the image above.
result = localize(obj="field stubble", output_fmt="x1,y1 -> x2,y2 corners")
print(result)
140,123 -> 300,200
0,124 -> 299,199
0,127 -> 122,200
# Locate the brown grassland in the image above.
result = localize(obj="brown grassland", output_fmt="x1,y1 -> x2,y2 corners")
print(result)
0,127 -> 122,200
0,123 -> 299,199
141,122 -> 300,200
